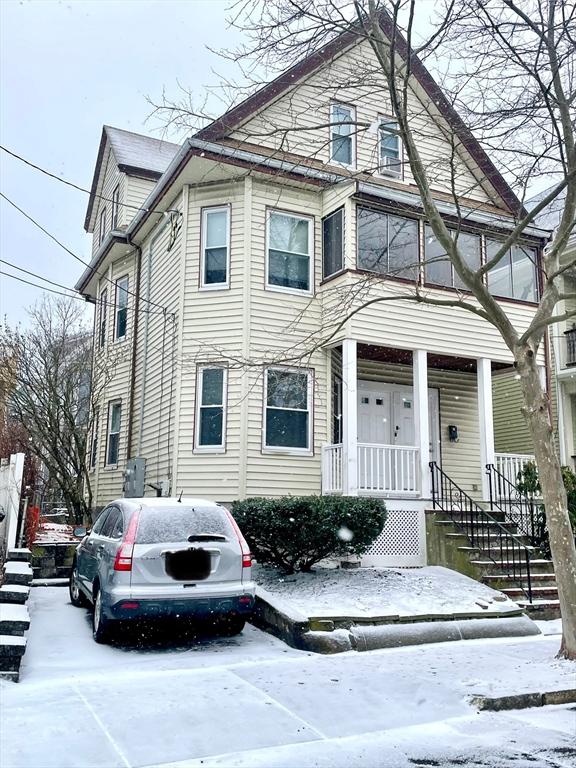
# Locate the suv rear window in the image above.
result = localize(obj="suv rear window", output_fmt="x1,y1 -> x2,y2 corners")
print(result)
135,506 -> 234,544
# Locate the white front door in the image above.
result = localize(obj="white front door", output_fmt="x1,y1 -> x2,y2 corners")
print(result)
357,382 -> 440,493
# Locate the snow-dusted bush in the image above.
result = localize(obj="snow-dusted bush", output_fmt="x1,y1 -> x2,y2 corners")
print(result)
232,495 -> 386,573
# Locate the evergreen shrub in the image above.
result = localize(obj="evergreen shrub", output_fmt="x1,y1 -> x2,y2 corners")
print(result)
231,495 -> 386,573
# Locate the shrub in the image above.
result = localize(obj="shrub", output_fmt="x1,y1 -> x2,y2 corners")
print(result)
232,495 -> 387,573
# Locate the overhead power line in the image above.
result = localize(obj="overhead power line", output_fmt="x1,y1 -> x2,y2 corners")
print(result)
0,144 -> 178,217
0,191 -> 171,313
0,259 -> 166,316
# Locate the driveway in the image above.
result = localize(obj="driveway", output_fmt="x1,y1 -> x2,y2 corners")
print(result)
1,587 -> 574,768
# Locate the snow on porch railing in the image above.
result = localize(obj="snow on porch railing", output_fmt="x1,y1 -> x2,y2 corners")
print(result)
358,443 -> 419,495
494,453 -> 535,488
322,443 -> 343,494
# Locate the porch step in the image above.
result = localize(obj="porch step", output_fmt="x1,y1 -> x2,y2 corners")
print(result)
0,585 -> 30,604
2,562 -> 33,586
501,586 -> 559,599
7,548 -> 32,563
470,560 -> 555,575
436,519 -> 520,531
0,635 -> 26,682
0,604 -> 30,636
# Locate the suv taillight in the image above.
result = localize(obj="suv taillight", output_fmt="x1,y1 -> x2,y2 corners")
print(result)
114,509 -> 141,572
225,510 -> 252,568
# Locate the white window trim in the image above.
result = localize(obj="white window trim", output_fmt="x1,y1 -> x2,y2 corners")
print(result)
111,184 -> 120,230
330,103 -> 356,169
105,400 -> 122,468
99,208 -> 107,245
194,366 -> 228,453
200,205 -> 231,291
377,115 -> 403,179
322,207 -> 345,280
89,408 -> 99,471
262,367 -> 314,455
114,275 -> 129,342
98,288 -> 108,349
265,209 -> 314,297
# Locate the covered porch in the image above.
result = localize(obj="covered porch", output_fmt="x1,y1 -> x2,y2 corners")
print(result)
321,340 -> 538,502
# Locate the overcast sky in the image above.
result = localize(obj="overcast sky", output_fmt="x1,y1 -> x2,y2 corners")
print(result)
0,0 -> 244,326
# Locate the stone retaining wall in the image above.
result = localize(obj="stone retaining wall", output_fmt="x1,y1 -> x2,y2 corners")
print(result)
31,543 -> 78,580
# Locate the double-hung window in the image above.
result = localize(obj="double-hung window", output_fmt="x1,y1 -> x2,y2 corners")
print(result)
201,206 -> 230,288
115,276 -> 128,340
99,208 -> 107,245
330,103 -> 355,167
264,368 -> 312,452
357,208 -> 419,280
425,226 -> 481,289
379,119 -> 401,177
267,210 -> 313,293
195,367 -> 227,450
111,185 -> 120,229
98,288 -> 107,348
487,240 -> 538,302
322,208 -> 344,279
106,401 -> 121,466
90,408 -> 99,469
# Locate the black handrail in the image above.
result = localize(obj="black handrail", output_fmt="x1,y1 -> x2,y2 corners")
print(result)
430,461 -> 533,602
486,463 -> 543,548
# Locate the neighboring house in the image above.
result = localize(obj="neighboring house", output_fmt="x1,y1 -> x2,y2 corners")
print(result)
529,187 -> 576,469
75,23 -> 551,568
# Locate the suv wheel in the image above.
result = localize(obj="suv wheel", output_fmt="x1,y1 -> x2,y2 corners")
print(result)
69,561 -> 88,607
92,587 -> 112,644
219,616 -> 246,637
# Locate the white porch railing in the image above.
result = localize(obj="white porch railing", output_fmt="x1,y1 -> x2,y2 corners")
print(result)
494,452 -> 535,486
358,443 -> 419,494
322,443 -> 420,496
321,443 -> 343,494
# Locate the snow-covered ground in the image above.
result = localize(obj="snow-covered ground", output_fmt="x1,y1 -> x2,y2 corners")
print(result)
255,564 -> 519,618
1,588 -> 573,768
34,521 -> 79,543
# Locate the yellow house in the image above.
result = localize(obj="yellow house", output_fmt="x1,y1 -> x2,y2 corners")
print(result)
75,24 -> 552,571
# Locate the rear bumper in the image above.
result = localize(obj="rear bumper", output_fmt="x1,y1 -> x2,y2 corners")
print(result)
103,582 -> 256,621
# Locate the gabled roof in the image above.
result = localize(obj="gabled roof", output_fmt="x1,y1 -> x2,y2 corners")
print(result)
196,12 -> 523,217
84,126 -> 180,231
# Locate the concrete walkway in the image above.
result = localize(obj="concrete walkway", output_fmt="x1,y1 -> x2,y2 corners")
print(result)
1,588 -> 574,768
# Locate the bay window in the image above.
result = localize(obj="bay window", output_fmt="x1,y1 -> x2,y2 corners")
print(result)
357,208 -> 419,280
195,367 -> 227,450
267,210 -> 312,293
201,206 -> 230,287
264,368 -> 312,451
322,208 -> 344,278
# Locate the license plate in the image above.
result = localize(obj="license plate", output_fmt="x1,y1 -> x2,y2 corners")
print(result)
165,548 -> 211,581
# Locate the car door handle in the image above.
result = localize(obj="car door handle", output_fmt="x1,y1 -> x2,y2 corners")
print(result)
97,544 -> 105,552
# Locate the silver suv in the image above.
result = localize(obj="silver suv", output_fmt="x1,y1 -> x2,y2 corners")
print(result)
69,497 -> 255,643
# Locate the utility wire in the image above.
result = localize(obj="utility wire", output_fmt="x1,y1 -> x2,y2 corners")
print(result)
0,191 -> 171,314
0,144 -> 179,217
0,259 -> 166,316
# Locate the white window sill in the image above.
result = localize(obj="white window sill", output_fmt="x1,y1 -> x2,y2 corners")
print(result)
199,284 -> 230,292
265,283 -> 313,298
262,447 -> 313,457
193,447 -> 226,454
103,464 -> 119,471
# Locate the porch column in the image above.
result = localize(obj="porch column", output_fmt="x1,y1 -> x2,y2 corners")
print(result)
413,349 -> 430,499
477,358 -> 495,500
342,339 -> 358,496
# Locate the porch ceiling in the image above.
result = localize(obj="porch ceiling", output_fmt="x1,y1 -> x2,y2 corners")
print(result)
357,344 -> 512,373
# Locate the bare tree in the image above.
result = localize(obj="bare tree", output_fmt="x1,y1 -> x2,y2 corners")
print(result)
0,296 -> 123,524
150,0 -> 576,657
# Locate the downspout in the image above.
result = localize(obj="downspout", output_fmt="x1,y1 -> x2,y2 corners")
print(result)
137,214 -> 173,456
126,239 -> 142,460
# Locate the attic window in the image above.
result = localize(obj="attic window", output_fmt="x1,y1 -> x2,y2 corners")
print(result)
111,185 -> 120,229
330,104 -> 355,167
379,119 -> 402,177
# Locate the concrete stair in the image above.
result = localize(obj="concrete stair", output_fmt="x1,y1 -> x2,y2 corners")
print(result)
427,510 -> 560,620
1,550 -> 32,682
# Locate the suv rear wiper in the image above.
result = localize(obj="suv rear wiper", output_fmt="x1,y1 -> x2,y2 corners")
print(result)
187,533 -> 228,542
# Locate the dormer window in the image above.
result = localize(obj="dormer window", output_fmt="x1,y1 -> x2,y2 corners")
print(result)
330,104 -> 355,167
379,119 -> 402,177
111,185 -> 120,229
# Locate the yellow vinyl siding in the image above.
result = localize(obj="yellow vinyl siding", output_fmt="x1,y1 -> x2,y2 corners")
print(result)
233,39 -> 499,207
492,370 -> 533,454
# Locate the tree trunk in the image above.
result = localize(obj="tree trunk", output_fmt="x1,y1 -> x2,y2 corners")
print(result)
516,351 -> 576,659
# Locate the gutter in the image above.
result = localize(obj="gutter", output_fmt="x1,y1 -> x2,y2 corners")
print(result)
74,231 -> 128,293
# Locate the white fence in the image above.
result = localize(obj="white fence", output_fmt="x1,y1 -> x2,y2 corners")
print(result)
322,443 -> 420,496
494,452 -> 535,487
0,453 -> 25,555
